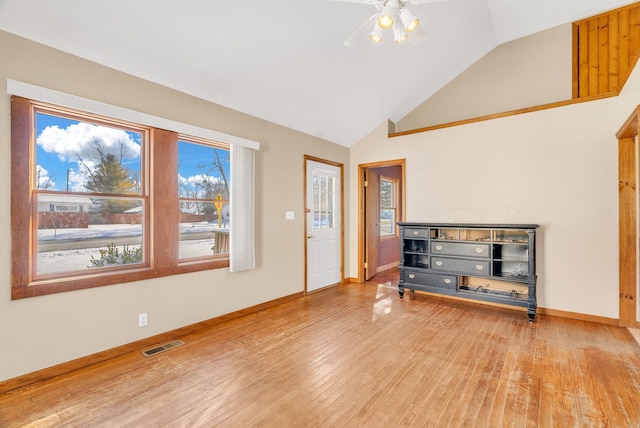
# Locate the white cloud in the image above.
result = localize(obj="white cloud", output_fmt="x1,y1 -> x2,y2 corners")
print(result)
36,122 -> 140,162
179,173 -> 222,187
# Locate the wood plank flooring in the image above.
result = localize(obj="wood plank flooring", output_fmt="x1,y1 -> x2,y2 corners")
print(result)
1,273 -> 640,427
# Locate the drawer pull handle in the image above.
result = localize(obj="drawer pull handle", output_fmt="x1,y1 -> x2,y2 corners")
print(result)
444,278 -> 451,284
476,265 -> 484,270
436,261 -> 443,266
412,231 -> 419,235
475,248 -> 483,253
409,274 -> 415,279
435,245 -> 443,250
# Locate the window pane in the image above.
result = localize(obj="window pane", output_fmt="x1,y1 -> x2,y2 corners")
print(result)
380,209 -> 395,236
380,179 -> 395,209
178,140 -> 230,260
312,172 -> 336,230
380,177 -> 398,237
178,200 -> 229,258
37,195 -> 144,275
35,112 -> 142,194
178,141 -> 229,200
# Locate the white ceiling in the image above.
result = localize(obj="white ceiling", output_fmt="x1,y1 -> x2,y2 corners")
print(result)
0,0 -> 634,147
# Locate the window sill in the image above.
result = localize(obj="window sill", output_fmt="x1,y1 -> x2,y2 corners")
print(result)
11,258 -> 229,300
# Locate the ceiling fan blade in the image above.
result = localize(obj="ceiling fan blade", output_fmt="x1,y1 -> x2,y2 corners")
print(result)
343,13 -> 378,47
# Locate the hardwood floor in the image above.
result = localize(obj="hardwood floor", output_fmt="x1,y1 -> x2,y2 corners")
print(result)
1,273 -> 640,427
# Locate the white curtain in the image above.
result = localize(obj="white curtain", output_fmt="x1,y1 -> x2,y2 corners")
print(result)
229,144 -> 256,272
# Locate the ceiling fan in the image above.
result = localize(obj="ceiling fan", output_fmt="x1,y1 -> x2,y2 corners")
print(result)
331,0 -> 446,46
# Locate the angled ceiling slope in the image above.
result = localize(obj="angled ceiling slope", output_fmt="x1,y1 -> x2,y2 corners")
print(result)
0,0 -> 635,147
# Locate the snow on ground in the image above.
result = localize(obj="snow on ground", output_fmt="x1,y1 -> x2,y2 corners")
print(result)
37,222 -> 228,274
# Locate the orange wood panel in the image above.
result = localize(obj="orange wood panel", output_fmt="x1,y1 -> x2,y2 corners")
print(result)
588,18 -> 600,96
578,23 -> 590,97
598,15 -> 610,93
630,6 -> 640,62
10,96 -> 33,291
150,129 -> 179,267
619,9 -> 631,82
609,13 -> 620,92
573,3 -> 640,99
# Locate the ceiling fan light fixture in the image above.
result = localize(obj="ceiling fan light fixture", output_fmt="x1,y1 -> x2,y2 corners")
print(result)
370,23 -> 384,42
399,8 -> 419,32
393,21 -> 408,43
394,33 -> 408,43
377,0 -> 399,30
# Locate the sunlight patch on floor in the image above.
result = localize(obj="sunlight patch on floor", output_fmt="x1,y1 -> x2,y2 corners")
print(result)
376,281 -> 397,299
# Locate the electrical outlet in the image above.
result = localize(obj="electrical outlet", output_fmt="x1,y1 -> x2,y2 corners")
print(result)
138,313 -> 148,327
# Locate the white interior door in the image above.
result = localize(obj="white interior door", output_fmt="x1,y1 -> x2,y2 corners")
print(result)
306,160 -> 341,292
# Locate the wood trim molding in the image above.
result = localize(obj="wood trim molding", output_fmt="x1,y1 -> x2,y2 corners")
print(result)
617,106 -> 640,328
0,292 -> 304,395
389,92 -> 617,139
410,289 -> 620,326
537,307 -> 619,326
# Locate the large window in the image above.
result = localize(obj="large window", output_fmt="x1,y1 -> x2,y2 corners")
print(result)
11,97 -> 230,299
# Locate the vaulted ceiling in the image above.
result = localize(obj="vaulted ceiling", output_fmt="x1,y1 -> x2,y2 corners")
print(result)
0,0 -> 634,147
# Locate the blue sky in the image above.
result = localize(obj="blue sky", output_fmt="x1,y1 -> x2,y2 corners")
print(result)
35,112 -> 230,196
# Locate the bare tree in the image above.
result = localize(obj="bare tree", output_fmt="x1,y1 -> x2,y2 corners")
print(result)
36,165 -> 55,190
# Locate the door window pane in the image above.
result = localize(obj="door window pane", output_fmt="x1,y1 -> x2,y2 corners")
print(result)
312,171 -> 335,230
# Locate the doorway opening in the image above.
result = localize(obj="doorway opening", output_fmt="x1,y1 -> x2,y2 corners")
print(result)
358,159 -> 406,282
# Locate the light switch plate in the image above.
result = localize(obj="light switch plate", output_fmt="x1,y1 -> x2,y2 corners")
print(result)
285,211 -> 294,220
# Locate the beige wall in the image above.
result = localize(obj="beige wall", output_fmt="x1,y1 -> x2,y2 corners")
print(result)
0,30 -> 350,382
351,58 -> 640,321
396,24 -> 572,132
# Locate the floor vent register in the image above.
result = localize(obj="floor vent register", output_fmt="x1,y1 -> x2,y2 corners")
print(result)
141,340 -> 185,357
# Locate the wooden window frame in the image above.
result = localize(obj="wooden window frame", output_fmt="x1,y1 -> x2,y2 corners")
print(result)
11,96 -> 229,300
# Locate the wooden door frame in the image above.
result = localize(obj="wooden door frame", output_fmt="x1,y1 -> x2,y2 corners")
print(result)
303,155 -> 345,294
616,106 -> 639,328
357,159 -> 406,282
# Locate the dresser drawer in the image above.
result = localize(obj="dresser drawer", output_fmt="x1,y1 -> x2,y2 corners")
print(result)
431,257 -> 490,276
431,241 -> 490,258
404,228 -> 430,239
401,270 -> 457,290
